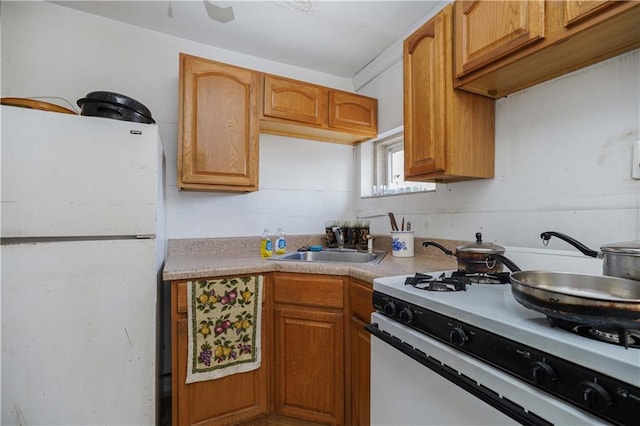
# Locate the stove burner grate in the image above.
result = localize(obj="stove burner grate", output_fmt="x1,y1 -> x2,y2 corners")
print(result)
404,270 -> 510,291
405,272 -> 469,291
451,270 -> 511,284
548,317 -> 640,349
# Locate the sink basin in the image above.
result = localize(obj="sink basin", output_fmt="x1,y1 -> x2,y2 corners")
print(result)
271,250 -> 386,265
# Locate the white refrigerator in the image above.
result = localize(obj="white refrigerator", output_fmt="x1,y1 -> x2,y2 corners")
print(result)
1,105 -> 165,425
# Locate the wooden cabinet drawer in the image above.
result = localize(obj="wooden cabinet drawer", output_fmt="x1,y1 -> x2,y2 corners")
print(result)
273,273 -> 344,309
350,279 -> 373,322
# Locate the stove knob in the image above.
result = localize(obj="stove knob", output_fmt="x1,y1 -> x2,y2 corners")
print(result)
577,382 -> 611,412
399,308 -> 413,324
529,361 -> 556,387
383,301 -> 397,316
449,327 -> 468,347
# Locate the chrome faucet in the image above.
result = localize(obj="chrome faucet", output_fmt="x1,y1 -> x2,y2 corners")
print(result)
331,226 -> 344,249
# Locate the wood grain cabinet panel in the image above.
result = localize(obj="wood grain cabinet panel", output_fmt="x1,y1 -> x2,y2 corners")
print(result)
171,277 -> 268,426
563,0 -> 616,27
273,306 -> 344,425
328,91 -> 377,136
455,0 -> 545,78
453,0 -> 640,98
272,273 -> 345,425
349,279 -> 373,426
260,74 -> 377,145
404,4 -> 495,183
178,53 -> 259,192
263,75 -> 327,125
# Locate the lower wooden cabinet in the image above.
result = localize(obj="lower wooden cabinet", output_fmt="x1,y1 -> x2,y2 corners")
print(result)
349,279 -> 374,426
171,278 -> 268,426
273,306 -> 345,424
171,273 -> 373,426
272,273 -> 345,425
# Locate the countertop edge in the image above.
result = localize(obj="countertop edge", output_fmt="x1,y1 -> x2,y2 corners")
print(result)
162,252 -> 458,283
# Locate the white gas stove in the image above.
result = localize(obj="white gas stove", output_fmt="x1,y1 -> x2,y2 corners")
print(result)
369,251 -> 640,426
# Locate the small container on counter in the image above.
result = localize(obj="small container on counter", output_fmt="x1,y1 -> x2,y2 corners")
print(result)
275,227 -> 287,255
391,231 -> 415,258
260,228 -> 273,257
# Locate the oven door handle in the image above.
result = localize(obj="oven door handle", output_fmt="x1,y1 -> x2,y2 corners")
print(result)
365,323 -> 552,426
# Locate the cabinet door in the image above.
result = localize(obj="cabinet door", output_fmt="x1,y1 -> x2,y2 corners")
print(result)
263,75 -> 327,125
274,306 -> 344,425
172,281 -> 268,426
563,0 -> 617,27
454,0 -> 545,78
350,316 -> 371,426
328,91 -> 377,136
178,53 -> 259,192
403,7 -> 448,178
349,279 -> 373,426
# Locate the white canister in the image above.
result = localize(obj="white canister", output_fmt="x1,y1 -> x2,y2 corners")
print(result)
391,231 -> 415,257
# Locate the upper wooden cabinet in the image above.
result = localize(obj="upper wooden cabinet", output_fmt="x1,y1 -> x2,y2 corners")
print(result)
404,4 -> 495,183
262,75 -> 327,125
328,91 -> 378,135
260,74 -> 378,145
455,0 -> 545,78
178,53 -> 259,192
454,0 -> 640,98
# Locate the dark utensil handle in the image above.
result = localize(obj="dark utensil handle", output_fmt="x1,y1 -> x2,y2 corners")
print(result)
388,212 -> 399,231
487,254 -> 521,272
540,231 -> 599,258
422,241 -> 454,256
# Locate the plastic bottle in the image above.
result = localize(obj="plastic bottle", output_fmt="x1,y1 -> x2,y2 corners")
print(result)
260,228 -> 273,257
275,227 -> 287,255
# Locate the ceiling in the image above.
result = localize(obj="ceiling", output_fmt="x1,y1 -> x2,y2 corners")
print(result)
52,0 -> 443,78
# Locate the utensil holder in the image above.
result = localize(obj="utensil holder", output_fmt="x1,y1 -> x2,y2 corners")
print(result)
391,231 -> 414,257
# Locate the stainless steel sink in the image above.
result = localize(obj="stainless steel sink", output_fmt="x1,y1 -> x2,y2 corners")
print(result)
271,249 -> 386,265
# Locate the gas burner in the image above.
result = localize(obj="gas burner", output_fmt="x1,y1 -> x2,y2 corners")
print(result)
548,317 -> 640,349
405,273 -> 468,292
451,270 -> 511,284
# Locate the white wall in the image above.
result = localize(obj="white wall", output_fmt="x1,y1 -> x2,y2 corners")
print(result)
2,1 -> 638,251
1,1 -> 356,239
357,49 -> 640,249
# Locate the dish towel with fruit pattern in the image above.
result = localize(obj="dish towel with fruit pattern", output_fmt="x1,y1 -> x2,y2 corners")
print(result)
186,275 -> 262,383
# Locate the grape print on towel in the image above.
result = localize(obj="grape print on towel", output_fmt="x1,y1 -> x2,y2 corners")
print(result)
186,275 -> 263,383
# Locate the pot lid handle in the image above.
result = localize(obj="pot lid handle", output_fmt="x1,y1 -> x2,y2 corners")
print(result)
456,232 -> 505,253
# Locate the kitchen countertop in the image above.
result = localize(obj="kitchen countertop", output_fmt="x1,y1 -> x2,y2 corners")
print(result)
163,235 -> 460,283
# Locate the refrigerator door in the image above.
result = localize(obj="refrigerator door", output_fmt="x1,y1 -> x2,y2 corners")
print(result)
1,239 -> 157,425
1,106 -> 158,238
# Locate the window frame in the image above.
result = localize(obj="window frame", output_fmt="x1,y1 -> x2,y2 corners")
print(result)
371,128 -> 435,196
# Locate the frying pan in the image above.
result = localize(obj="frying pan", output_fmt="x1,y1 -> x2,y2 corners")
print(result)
486,253 -> 640,328
510,270 -> 640,329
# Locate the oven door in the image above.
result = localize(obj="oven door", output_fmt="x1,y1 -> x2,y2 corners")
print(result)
368,312 -> 604,426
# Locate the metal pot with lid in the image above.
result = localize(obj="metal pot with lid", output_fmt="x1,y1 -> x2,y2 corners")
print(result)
541,231 -> 640,281
423,232 -> 507,273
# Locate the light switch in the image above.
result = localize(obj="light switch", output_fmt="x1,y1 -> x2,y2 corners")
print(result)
633,140 -> 640,180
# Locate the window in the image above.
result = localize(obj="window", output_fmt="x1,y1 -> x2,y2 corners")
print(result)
369,127 -> 435,196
